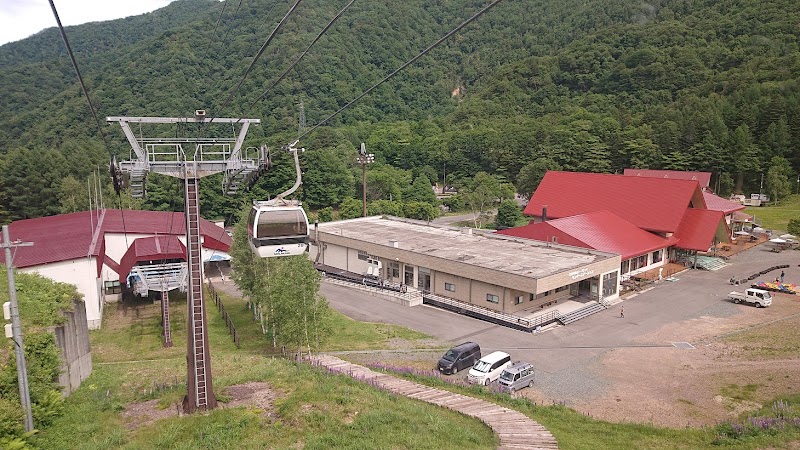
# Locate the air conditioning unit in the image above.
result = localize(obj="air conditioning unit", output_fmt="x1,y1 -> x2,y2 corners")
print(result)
195,110 -> 207,119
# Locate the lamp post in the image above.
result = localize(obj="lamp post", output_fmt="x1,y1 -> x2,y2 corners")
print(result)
357,142 -> 374,217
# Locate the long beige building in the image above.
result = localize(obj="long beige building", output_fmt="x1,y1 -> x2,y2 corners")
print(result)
310,216 -> 622,314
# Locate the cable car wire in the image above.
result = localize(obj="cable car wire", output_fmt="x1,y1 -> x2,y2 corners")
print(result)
248,0 -> 358,111
221,0 -> 250,47
48,0 -> 131,247
209,0 -> 305,123
296,0 -> 505,143
47,0 -> 113,155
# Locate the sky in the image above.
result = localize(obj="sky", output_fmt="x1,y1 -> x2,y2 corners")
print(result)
0,0 -> 174,46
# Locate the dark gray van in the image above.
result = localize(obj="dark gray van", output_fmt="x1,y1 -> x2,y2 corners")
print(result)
437,342 -> 481,375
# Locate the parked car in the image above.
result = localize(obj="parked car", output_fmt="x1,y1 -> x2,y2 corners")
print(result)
498,361 -> 535,393
467,351 -> 511,385
437,342 -> 481,375
728,288 -> 772,307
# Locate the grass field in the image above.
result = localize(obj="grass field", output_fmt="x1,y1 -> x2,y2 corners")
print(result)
31,286 -> 800,449
745,194 -> 800,232
32,291 -> 493,449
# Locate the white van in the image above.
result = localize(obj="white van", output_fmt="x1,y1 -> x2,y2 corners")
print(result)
467,351 -> 511,385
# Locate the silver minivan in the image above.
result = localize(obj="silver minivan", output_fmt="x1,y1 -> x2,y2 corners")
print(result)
497,361 -> 535,393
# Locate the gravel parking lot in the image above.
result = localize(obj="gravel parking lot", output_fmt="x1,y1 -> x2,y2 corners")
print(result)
324,243 -> 800,427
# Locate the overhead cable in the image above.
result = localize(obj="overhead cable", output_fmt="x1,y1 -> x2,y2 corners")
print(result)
248,0 -> 358,110
47,0 -> 113,155
210,0 -> 304,122
297,0 -> 505,142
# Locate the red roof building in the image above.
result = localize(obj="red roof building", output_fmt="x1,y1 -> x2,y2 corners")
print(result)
524,171 -> 707,234
623,169 -> 711,190
702,191 -> 746,215
518,171 -> 731,271
6,209 -> 231,329
498,211 -> 677,260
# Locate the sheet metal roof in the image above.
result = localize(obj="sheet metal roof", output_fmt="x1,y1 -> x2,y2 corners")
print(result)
524,171 -> 705,233
117,236 -> 186,282
702,191 -> 746,214
623,169 -> 711,188
317,216 -> 617,279
673,209 -> 729,251
6,209 -> 231,268
497,211 -> 677,260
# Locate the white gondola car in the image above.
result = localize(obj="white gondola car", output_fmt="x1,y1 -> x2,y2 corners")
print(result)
248,202 -> 310,258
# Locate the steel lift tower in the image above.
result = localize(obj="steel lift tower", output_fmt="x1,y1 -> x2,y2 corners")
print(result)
108,113 -> 267,413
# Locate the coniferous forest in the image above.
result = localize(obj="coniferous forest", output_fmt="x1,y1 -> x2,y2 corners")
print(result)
0,0 -> 798,222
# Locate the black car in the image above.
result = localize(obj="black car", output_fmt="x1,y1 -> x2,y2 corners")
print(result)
437,342 -> 481,375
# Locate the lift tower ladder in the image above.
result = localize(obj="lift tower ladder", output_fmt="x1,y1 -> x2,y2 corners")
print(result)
107,114 -> 266,413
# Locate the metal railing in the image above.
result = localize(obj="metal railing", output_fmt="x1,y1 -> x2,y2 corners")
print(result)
422,292 -> 561,332
321,273 -> 422,302
206,281 -> 240,348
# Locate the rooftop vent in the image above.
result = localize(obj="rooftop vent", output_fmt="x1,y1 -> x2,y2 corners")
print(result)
389,240 -> 399,248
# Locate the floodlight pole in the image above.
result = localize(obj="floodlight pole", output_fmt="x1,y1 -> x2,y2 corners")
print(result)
357,143 -> 374,217
2,225 -> 34,432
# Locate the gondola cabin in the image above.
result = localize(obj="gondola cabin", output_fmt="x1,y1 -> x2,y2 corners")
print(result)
248,202 -> 310,258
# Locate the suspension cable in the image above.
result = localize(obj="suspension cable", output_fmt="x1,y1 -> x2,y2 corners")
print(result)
48,0 -> 131,247
209,0 -> 305,122
248,0 -> 358,111
47,0 -> 113,155
297,0 -> 505,142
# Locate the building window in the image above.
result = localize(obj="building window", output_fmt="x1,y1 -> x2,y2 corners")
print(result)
621,260 -> 630,273
445,282 -> 456,292
357,250 -> 369,261
602,272 -> 618,296
652,250 -> 662,263
515,295 -> 524,305
486,294 -> 499,304
544,290 -> 551,297
556,285 -> 569,293
388,261 -> 400,278
104,280 -> 121,294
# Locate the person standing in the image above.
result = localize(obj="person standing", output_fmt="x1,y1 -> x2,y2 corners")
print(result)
620,306 -> 624,318
781,270 -> 785,283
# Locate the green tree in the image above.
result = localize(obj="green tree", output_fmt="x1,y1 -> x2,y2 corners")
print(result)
338,197 -> 363,220
787,218 -> 800,236
317,207 -> 333,222
462,172 -> 502,228
717,173 -> 735,197
495,199 -> 522,229
765,156 -> 793,204
515,158 -> 561,199
58,176 -> 87,214
367,200 -> 403,216
402,201 -> 439,222
404,175 -> 437,204
301,146 -> 355,209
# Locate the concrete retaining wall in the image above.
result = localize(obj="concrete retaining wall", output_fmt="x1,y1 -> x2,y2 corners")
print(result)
53,299 -> 92,396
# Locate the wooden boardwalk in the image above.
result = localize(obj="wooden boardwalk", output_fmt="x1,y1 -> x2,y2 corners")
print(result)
308,354 -> 559,450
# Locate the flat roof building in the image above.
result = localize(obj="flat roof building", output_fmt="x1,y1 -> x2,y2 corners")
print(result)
312,216 -> 621,315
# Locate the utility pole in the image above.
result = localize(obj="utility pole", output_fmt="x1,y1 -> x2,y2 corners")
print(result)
2,225 -> 34,432
356,143 -> 374,217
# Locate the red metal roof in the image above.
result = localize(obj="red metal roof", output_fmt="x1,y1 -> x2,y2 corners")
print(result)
117,236 -> 186,282
524,171 -> 706,233
6,209 -> 231,269
672,209 -> 729,251
498,211 -> 677,260
623,169 -> 711,189
702,191 -> 746,214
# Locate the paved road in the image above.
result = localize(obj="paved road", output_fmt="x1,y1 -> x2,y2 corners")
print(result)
322,244 -> 800,402
431,212 -> 479,225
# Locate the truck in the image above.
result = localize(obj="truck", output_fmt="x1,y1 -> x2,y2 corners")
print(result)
728,288 -> 772,307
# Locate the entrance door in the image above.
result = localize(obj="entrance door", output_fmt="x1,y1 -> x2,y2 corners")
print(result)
404,265 -> 415,286
418,267 -> 431,293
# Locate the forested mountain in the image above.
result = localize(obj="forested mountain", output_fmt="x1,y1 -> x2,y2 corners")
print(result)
0,0 -> 798,222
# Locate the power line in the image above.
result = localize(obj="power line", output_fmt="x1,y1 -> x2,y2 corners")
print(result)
248,0 -> 358,111
221,0 -> 250,47
209,0 -> 305,122
297,0 -> 506,142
